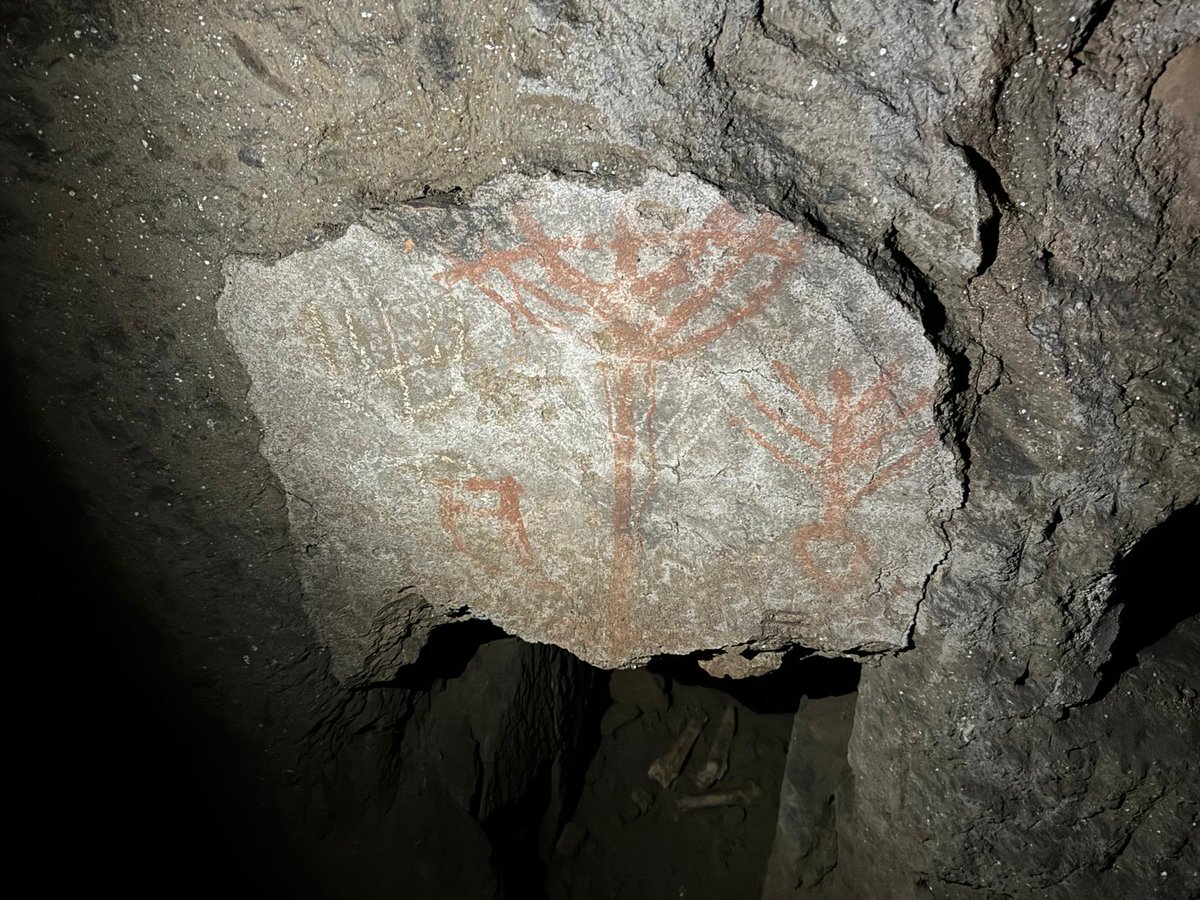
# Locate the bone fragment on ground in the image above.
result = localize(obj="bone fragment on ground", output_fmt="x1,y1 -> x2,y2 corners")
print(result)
647,715 -> 707,789
699,651 -> 785,679
678,782 -> 762,811
694,705 -> 738,789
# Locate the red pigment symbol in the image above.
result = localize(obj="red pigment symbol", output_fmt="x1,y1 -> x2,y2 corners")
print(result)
733,359 -> 936,589
435,476 -> 564,595
435,198 -> 805,650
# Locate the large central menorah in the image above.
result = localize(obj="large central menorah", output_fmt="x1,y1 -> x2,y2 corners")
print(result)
437,200 -> 806,648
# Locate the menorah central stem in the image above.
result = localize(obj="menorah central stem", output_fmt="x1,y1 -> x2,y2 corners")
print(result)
606,361 -> 643,647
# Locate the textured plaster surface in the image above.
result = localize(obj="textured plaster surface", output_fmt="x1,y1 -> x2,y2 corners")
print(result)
220,173 -> 958,673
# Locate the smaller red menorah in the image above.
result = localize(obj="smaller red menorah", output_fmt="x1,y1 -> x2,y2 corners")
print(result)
733,358 -> 936,589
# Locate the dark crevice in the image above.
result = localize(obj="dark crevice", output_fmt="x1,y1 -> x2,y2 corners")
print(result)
484,763 -> 556,900
798,205 -> 833,241
1092,503 -> 1200,702
648,647 -> 861,713
1068,0 -> 1118,72
947,137 -> 1012,277
1014,662 -> 1030,686
974,205 -> 1002,278
409,185 -> 467,208
882,230 -> 948,338
880,231 -> 974,460
873,228 -> 979,525
375,624 -> 610,900
750,0 -> 766,32
381,617 -> 508,691
954,141 -> 1011,206
391,639 -> 861,900
544,648 -> 859,898
1042,505 -> 1064,541
5,296 -> 314,897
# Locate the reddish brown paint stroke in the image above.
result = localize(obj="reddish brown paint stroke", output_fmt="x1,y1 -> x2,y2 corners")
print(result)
735,359 -> 936,589
435,475 -> 564,595
437,199 -> 805,651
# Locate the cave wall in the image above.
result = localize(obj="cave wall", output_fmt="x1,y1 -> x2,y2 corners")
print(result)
2,1 -> 1196,897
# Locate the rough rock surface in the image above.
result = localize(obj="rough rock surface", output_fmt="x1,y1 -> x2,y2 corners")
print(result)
3,0 -> 1197,897
762,692 -> 855,898
219,172 -> 958,675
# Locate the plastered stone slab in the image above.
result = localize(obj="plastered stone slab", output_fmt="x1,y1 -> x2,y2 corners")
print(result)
218,173 -> 960,677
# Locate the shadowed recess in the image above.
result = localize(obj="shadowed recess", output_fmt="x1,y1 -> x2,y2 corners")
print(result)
1095,502 -> 1200,699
